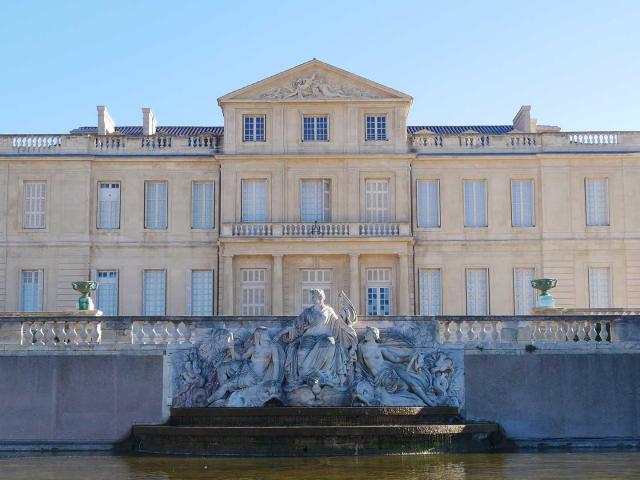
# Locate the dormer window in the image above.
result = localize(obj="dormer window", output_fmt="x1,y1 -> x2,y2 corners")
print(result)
303,115 -> 328,142
365,114 -> 387,141
243,115 -> 265,142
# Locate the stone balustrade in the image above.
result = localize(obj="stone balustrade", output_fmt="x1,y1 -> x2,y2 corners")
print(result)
438,317 -> 615,345
20,319 -> 102,346
223,222 -> 409,238
2,315 -> 637,351
0,134 -> 221,155
130,320 -> 193,345
410,131 -> 640,154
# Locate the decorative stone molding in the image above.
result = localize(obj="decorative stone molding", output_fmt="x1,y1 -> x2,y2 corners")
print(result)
255,74 -> 381,99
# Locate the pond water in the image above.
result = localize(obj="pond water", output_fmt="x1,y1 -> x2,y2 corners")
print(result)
0,452 -> 639,480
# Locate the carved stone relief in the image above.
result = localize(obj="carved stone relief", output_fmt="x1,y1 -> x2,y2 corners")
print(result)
254,74 -> 381,99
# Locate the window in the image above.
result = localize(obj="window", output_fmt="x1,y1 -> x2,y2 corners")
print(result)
463,180 -> 487,227
191,270 -> 214,315
367,268 -> 391,315
301,179 -> 331,222
21,270 -> 43,312
96,270 -> 118,316
243,115 -> 265,142
417,180 -> 440,228
145,181 -> 168,229
365,115 -> 387,141
143,270 -> 166,315
97,182 -> 121,229
585,178 -> 609,226
192,181 -> 215,229
511,180 -> 534,227
240,269 -> 266,315
466,268 -> 489,315
365,179 -> 390,222
303,115 -> 328,141
241,179 -> 267,222
419,269 -> 441,315
23,181 -> 46,229
301,269 -> 332,308
513,268 -> 536,315
589,267 -> 611,308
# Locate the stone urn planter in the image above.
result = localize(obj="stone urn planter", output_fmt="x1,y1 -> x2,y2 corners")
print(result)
531,278 -> 557,308
72,281 -> 98,311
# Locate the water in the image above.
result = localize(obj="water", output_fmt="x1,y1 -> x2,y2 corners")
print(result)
0,453 -> 639,480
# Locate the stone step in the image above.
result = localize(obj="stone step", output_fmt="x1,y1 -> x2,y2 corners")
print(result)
170,406 -> 461,427
132,422 -> 501,456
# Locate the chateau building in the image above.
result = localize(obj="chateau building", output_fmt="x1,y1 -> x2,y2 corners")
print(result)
1,59 -> 639,316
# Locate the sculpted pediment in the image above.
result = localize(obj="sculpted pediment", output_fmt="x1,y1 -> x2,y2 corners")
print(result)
219,59 -> 412,103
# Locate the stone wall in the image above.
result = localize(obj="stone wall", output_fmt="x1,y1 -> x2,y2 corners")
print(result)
464,351 -> 640,443
0,353 -> 165,448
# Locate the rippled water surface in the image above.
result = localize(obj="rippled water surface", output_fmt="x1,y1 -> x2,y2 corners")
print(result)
0,453 -> 639,480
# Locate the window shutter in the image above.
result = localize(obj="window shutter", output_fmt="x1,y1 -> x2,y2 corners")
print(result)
513,268 -> 535,314
145,182 -> 168,229
23,182 -> 47,229
143,270 -> 166,315
21,270 -> 43,312
419,269 -> 442,315
589,267 -> 611,308
417,180 -> 440,228
191,270 -> 214,315
240,269 -> 266,315
365,180 -> 389,222
96,270 -> 118,316
586,179 -> 609,226
466,268 -> 489,315
464,180 -> 487,227
192,182 -> 214,229
242,180 -> 267,222
511,180 -> 534,227
98,183 -> 120,229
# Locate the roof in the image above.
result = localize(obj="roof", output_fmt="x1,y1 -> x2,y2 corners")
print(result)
407,125 -> 514,135
72,125 -> 514,136
70,126 -> 224,136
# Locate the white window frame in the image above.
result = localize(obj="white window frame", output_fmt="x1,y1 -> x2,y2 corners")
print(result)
301,269 -> 332,308
419,268 -> 442,315
463,180 -> 488,228
20,269 -> 44,312
191,181 -> 215,230
300,179 -> 331,222
365,179 -> 390,222
23,181 -> 47,229
241,179 -> 268,223
143,269 -> 166,315
513,267 -> 536,315
417,179 -> 441,228
302,115 -> 329,142
97,182 -> 121,230
365,114 -> 387,141
96,270 -> 119,316
466,268 -> 489,315
588,267 -> 611,308
240,269 -> 267,315
144,181 -> 168,230
366,268 -> 392,316
190,269 -> 214,316
511,179 -> 535,228
585,178 -> 610,226
243,115 -> 266,142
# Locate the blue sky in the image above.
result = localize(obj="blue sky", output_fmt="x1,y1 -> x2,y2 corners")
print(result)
0,0 -> 638,133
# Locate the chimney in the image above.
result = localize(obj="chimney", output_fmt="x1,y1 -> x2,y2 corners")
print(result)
97,106 -> 116,135
142,108 -> 156,136
512,105 -> 537,133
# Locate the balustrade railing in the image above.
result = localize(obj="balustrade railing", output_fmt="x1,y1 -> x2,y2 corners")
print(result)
439,318 -> 613,345
11,135 -> 63,151
21,320 -> 102,346
225,222 -> 407,238
130,320 -> 193,345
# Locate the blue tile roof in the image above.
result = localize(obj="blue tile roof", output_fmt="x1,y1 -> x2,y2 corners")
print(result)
71,126 -> 224,136
407,125 -> 513,135
72,125 -> 514,136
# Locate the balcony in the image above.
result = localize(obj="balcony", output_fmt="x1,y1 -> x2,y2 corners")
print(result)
0,134 -> 222,155
222,222 -> 411,238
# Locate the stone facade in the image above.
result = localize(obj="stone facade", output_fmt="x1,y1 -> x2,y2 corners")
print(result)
1,59 -> 640,316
